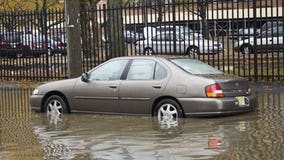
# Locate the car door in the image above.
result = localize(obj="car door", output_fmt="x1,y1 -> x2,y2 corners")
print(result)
118,59 -> 169,114
257,29 -> 274,51
73,59 -> 129,113
272,27 -> 283,51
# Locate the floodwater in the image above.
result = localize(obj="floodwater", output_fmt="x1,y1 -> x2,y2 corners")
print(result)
0,83 -> 283,160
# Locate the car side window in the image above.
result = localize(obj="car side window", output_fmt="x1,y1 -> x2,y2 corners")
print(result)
89,60 -> 128,81
154,63 -> 167,80
127,60 -> 156,80
272,27 -> 283,37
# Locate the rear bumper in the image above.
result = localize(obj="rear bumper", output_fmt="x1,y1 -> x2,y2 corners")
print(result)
178,95 -> 257,117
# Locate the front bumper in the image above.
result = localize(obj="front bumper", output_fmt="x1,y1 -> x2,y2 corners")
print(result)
30,94 -> 44,112
178,95 -> 257,117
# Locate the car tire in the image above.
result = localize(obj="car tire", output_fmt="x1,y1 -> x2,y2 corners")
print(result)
187,46 -> 200,57
43,95 -> 69,114
154,99 -> 184,121
241,44 -> 254,54
16,53 -> 23,58
143,47 -> 154,55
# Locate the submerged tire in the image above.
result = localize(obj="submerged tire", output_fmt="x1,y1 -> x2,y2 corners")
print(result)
43,95 -> 69,114
154,99 -> 184,121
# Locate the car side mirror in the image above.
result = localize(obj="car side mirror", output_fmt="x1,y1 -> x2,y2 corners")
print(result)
81,73 -> 89,82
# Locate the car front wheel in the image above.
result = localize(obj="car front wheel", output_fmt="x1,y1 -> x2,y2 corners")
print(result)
143,47 -> 153,55
43,95 -> 69,114
241,44 -> 254,54
187,46 -> 200,57
155,99 -> 183,121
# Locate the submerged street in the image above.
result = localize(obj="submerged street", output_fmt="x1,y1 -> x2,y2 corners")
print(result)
0,82 -> 283,160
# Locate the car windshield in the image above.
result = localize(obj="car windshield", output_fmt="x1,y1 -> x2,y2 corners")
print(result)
169,58 -> 223,74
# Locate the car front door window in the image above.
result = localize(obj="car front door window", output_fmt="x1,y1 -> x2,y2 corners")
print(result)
89,60 -> 128,81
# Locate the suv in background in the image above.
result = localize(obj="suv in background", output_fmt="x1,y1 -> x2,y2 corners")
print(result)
234,26 -> 283,54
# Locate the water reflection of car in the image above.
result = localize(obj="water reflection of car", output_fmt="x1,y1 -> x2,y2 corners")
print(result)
31,56 -> 256,119
135,31 -> 223,56
0,32 -> 30,58
234,26 -> 283,54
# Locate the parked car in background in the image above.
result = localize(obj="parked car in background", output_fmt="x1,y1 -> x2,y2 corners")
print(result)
102,30 -> 144,43
136,31 -> 223,56
30,56 -> 256,120
234,26 -> 283,54
23,30 -> 67,56
0,32 -> 31,58
155,25 -> 202,37
230,20 -> 283,40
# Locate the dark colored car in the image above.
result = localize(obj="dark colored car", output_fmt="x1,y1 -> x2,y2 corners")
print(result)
30,56 -> 256,120
0,32 -> 30,58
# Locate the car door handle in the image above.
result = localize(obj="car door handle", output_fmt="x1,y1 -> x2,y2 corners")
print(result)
152,85 -> 161,89
109,85 -> 117,89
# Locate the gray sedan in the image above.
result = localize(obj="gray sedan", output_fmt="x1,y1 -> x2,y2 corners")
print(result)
135,32 -> 223,56
30,56 -> 256,120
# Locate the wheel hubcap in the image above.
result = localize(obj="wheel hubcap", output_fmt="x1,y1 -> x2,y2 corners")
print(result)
158,104 -> 178,121
47,99 -> 63,115
145,49 -> 152,55
189,48 -> 198,57
244,47 -> 249,54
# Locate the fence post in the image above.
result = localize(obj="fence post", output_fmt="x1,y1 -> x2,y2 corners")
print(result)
253,0 -> 258,81
65,0 -> 82,78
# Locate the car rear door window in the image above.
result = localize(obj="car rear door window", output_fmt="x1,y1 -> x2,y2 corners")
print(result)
126,60 -> 167,80
127,60 -> 155,80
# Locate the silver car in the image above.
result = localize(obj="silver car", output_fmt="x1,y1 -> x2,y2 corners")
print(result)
234,26 -> 283,54
30,56 -> 256,120
135,32 -> 223,56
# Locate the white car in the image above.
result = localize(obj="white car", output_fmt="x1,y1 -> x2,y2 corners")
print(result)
234,26 -> 283,54
135,31 -> 223,56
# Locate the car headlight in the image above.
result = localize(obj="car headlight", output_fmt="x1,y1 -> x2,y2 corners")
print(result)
32,89 -> 39,95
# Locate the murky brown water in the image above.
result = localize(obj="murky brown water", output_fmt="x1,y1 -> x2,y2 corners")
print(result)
0,83 -> 283,160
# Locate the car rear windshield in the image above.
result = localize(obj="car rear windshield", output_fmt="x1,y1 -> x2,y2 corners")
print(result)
169,58 -> 223,74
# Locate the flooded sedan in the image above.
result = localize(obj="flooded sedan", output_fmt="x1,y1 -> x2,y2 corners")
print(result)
0,82 -> 283,160
30,56 -> 256,120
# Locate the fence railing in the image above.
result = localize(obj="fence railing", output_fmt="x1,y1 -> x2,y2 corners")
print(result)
0,0 -> 283,81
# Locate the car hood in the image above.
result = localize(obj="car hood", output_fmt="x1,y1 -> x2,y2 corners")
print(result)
37,78 -> 79,94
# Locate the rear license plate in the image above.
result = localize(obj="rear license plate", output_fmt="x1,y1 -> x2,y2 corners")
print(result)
236,96 -> 248,106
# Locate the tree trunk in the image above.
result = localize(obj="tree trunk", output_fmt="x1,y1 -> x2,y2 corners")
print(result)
107,0 -> 125,58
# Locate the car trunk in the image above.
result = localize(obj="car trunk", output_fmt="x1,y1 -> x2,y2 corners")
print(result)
202,74 -> 250,97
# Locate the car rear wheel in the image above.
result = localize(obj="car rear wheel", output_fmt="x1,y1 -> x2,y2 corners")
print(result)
155,99 -> 183,121
143,47 -> 153,55
241,44 -> 254,54
187,46 -> 200,57
43,95 -> 69,115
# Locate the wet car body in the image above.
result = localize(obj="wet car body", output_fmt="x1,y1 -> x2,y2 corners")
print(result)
30,56 -> 256,118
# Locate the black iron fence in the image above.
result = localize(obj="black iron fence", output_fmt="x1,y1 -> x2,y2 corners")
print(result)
0,0 -> 283,81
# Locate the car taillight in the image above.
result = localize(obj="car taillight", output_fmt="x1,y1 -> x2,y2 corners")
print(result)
0,42 -> 7,48
205,83 -> 224,98
247,88 -> 252,95
133,40 -> 138,45
57,42 -> 63,48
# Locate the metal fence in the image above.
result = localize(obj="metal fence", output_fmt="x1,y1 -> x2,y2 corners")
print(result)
0,0 -> 283,81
